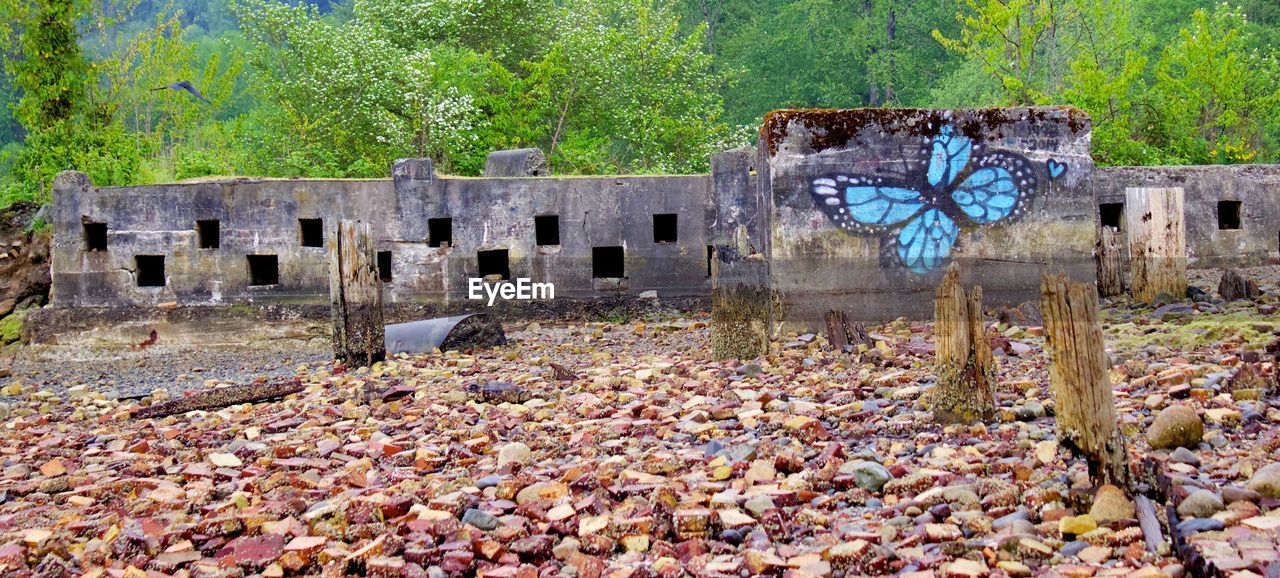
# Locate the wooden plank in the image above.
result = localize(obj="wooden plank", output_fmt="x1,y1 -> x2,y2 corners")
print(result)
329,220 -> 385,366
1095,225 -> 1124,297
1125,187 -> 1186,302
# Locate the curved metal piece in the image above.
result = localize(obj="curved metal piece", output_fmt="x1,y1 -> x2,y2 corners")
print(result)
385,313 -> 506,354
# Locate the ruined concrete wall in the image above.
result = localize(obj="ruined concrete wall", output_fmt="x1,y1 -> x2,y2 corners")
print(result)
1092,165 -> 1280,268
51,164 -> 713,309
761,107 -> 1096,330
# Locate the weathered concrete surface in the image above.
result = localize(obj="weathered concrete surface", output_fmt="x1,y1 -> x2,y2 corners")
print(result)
50,160 -> 714,310
484,148 -> 549,177
1093,165 -> 1280,268
762,107 -> 1096,330
708,147 -> 771,359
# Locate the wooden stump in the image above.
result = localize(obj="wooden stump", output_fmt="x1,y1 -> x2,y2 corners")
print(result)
1218,268 -> 1260,301
824,310 -> 870,352
927,264 -> 996,424
1095,225 -> 1124,298
1125,187 -> 1186,302
1040,272 -> 1129,487
329,220 -> 385,367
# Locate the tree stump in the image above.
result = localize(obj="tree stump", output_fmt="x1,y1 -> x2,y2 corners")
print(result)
330,220 -> 385,367
1218,268 -> 1260,301
1095,225 -> 1124,298
824,310 -> 870,352
927,264 -> 996,424
1125,187 -> 1186,302
1040,272 -> 1129,487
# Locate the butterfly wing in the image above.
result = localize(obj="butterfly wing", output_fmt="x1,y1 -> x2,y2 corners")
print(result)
811,175 -> 926,232
927,125 -> 972,188
950,151 -> 1036,224
895,209 -> 958,273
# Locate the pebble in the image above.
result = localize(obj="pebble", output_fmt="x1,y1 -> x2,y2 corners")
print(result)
1176,489 -> 1224,518
496,442 -> 532,467
1147,404 -> 1204,449
1168,446 -> 1200,467
461,508 -> 500,531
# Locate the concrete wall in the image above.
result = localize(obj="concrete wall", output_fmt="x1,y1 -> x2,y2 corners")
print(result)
50,162 -> 716,309
1093,165 -> 1280,268
759,107 -> 1097,329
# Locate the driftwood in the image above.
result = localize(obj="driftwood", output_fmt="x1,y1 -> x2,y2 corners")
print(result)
824,310 -> 870,352
1125,187 -> 1186,302
1218,268 -> 1260,301
1134,495 -> 1163,554
927,264 -> 996,424
1041,272 -> 1130,487
134,378 -> 304,419
1095,225 -> 1125,297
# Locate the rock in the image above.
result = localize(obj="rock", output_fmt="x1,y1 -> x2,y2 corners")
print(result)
1059,515 -> 1098,536
841,460 -> 893,492
462,508 -> 500,531
942,558 -> 989,578
1245,463 -> 1280,498
208,453 -> 243,468
1176,490 -> 1224,519
1147,405 -> 1204,449
497,442 -> 532,467
475,475 -> 501,489
1088,484 -> 1134,523
1221,486 -> 1262,504
1168,447 -> 1200,467
1175,518 -> 1223,536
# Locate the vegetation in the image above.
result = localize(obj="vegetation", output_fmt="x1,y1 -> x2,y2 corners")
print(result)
0,0 -> 1278,206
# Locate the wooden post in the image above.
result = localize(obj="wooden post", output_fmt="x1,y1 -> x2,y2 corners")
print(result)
330,220 -> 385,367
1040,272 -> 1129,487
1095,226 -> 1124,298
927,263 -> 996,424
1125,187 -> 1186,302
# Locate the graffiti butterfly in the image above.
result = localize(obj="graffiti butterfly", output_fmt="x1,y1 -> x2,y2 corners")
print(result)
810,124 -> 1044,273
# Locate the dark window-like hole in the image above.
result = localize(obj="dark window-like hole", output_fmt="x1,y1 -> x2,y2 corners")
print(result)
1218,200 -> 1241,230
135,255 -> 165,287
377,251 -> 393,282
428,218 -> 453,248
299,218 -> 324,247
247,255 -> 279,286
1099,203 -> 1124,230
84,222 -> 108,252
535,215 -> 560,246
653,213 -> 678,243
477,249 -> 510,280
706,245 -> 715,277
197,220 -> 220,249
593,246 -> 625,278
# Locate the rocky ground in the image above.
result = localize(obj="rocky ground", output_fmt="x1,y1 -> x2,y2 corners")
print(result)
0,271 -> 1277,577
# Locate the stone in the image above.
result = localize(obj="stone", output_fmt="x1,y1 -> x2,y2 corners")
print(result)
462,508 -> 500,531
1245,463 -> 1280,498
1175,518 -> 1223,536
841,460 -> 893,492
1147,405 -> 1204,449
1168,447 -> 1199,467
208,453 -> 243,468
1176,490 -> 1224,519
1089,484 -> 1134,523
497,442 -> 532,467
942,558 -> 989,578
1059,515 -> 1098,536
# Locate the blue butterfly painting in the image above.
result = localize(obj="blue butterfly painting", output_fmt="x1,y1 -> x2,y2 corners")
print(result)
811,124 -> 1053,273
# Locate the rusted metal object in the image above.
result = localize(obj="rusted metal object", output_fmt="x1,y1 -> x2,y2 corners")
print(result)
384,314 -> 506,355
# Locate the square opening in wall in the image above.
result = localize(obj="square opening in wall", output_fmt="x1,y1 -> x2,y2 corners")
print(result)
247,255 -> 279,286
428,218 -> 453,248
299,218 -> 324,247
135,255 -> 165,287
477,249 -> 510,280
593,246 -> 625,278
1099,203 -> 1124,230
535,215 -> 560,246
1218,200 -> 1242,230
84,222 -> 108,252
377,250 -> 393,282
197,220 -> 220,249
653,213 -> 678,243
